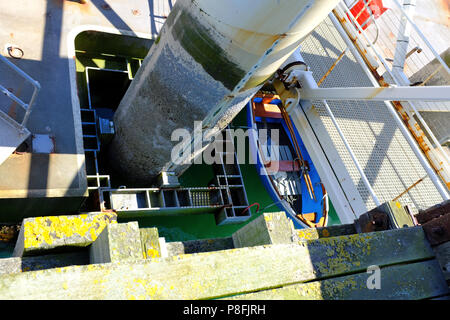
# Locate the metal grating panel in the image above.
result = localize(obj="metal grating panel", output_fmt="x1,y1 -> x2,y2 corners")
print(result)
299,17 -> 444,214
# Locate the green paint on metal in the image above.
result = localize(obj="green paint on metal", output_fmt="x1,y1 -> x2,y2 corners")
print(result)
75,31 -> 153,59
167,5 -> 246,90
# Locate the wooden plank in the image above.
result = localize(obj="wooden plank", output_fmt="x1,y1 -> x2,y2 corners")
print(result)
296,224 -> 357,241
415,200 -> 450,224
433,241 -> 450,281
225,260 -> 449,300
279,145 -> 291,161
140,228 -> 162,259
253,103 -> 282,119
316,224 -> 357,238
0,227 -> 435,299
304,227 -> 435,279
232,212 -> 295,248
265,160 -> 300,172
89,222 -> 143,264
165,237 -> 234,256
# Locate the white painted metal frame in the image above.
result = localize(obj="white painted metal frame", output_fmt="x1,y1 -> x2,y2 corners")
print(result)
0,54 -> 40,127
340,2 -> 450,167
328,9 -> 449,200
296,69 -> 382,207
299,85 -> 450,102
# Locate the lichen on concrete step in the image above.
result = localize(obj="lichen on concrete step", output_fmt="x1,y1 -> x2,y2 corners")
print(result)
13,212 -> 117,257
89,221 -> 143,264
232,212 -> 297,248
140,227 -> 163,259
165,237 -> 234,256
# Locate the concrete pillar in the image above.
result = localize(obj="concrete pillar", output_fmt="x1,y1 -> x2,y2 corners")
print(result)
109,0 -> 341,184
89,222 -> 143,264
232,212 -> 297,248
140,227 -> 163,259
13,212 -> 117,257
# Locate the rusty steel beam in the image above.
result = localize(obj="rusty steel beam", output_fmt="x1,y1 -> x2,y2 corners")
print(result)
422,214 -> 450,246
415,199 -> 450,224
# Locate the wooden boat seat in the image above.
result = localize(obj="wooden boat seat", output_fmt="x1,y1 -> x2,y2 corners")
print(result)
297,212 -> 326,228
262,145 -> 300,173
265,160 -> 300,173
253,103 -> 282,119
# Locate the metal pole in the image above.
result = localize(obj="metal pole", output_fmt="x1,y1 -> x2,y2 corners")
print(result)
299,85 -> 450,101
391,0 -> 416,76
0,54 -> 40,87
0,84 -> 28,109
391,0 -> 450,74
329,12 -> 450,200
22,86 -> 40,127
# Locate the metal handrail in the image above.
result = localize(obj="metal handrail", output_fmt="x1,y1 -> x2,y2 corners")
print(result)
330,9 -> 449,200
0,54 -> 40,127
391,0 -> 450,75
338,2 -> 450,171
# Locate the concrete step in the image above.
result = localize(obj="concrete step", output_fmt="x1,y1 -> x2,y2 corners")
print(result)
0,225 -> 443,299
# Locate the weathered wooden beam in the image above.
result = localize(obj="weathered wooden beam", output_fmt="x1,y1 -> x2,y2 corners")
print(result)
0,251 -> 89,275
224,260 -> 449,300
433,241 -> 450,282
296,224 -> 357,241
304,227 -> 434,279
0,227 -> 435,299
165,237 -> 234,256
232,212 -> 296,248
140,228 -> 163,259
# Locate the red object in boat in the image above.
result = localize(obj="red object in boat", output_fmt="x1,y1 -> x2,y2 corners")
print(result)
347,0 -> 388,30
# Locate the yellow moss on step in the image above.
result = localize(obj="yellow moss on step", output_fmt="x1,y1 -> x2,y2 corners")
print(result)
23,212 -> 117,249
296,229 -> 318,241
146,248 -> 160,259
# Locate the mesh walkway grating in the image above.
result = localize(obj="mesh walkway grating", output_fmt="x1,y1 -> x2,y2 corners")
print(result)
299,16 -> 444,213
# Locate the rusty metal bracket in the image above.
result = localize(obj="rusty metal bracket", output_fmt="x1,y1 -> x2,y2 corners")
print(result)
415,200 -> 450,246
415,200 -> 450,224
422,214 -> 450,246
